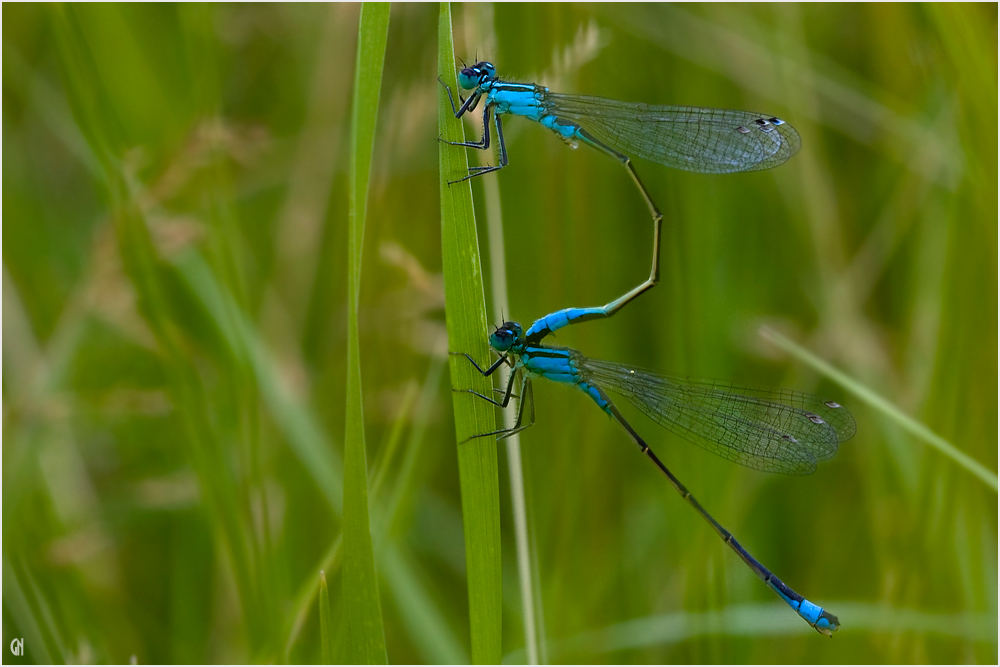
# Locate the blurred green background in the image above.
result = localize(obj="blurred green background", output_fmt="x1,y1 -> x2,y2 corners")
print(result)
3,3 -> 997,664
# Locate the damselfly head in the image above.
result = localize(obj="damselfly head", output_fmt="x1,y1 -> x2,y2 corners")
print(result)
458,61 -> 497,90
489,321 -> 522,352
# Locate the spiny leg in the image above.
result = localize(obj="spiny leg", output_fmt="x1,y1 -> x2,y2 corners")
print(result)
440,98 -> 492,150
450,351 -> 508,377
438,76 -> 479,118
496,376 -> 535,441
447,111 -> 509,184
458,372 -> 536,442
450,351 -> 517,409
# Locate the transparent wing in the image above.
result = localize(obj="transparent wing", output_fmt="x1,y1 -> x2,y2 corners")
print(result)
580,358 -> 855,474
544,92 -> 801,173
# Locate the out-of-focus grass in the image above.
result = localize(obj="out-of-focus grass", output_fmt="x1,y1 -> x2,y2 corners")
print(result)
318,571 -> 333,664
2,3 -> 996,664
342,3 -> 390,664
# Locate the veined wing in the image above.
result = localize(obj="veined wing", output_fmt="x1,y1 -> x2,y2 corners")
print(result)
544,92 -> 801,174
580,357 -> 855,474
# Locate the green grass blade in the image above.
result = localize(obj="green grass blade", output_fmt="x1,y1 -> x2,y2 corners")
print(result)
280,356 -> 448,659
284,537 -> 344,660
375,354 -> 470,663
319,571 -> 334,664
760,326 -> 998,491
342,3 -> 391,664
176,253 -> 344,512
455,7 -> 544,661
438,3 -> 502,663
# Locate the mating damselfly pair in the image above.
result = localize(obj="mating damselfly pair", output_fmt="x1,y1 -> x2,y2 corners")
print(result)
441,61 -> 854,636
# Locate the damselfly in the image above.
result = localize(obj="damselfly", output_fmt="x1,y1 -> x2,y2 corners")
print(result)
440,61 -> 801,324
454,315 -> 854,636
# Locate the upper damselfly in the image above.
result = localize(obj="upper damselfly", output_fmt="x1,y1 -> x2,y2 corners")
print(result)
440,61 -> 801,324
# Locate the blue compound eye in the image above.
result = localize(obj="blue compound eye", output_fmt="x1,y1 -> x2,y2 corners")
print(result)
489,329 -> 512,351
489,321 -> 522,351
458,62 -> 497,90
457,68 -> 478,90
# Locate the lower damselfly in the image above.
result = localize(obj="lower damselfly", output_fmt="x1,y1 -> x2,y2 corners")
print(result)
454,315 -> 854,636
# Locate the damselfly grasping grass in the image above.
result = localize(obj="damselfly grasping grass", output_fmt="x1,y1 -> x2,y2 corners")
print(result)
440,61 -> 801,326
454,314 -> 854,636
